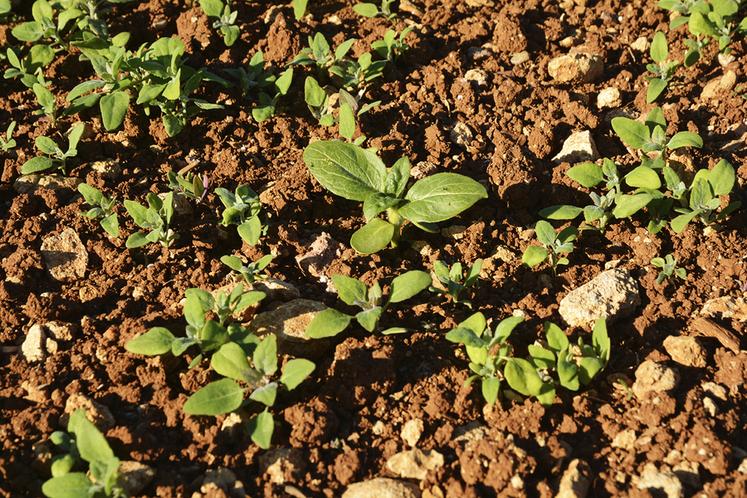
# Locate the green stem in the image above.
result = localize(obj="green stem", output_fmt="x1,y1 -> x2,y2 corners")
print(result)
386,208 -> 403,248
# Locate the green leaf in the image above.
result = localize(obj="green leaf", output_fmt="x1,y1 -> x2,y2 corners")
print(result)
339,102 -> 356,141
292,0 -> 308,19
362,193 -> 401,221
353,3 -> 379,17
650,31 -> 668,63
253,334 -> 277,376
350,218 -> 395,254
667,131 -> 702,150
12,22 -> 43,42
100,91 -> 130,131
331,275 -> 367,306
306,308 -> 352,338
248,410 -> 274,449
398,173 -> 487,223
481,377 -> 500,405
125,232 -> 149,248
389,270 -> 431,303
646,78 -> 668,103
249,382 -> 277,406
504,358 -> 543,397
303,140 -> 387,201
183,378 -> 244,415
567,162 -> 604,188
591,318 -> 610,363
493,315 -> 524,343
528,344 -> 555,369
385,157 -> 411,198
670,211 -> 698,233
125,327 -> 175,355
612,193 -> 653,218
184,288 -> 211,329
42,473 -> 92,498
303,76 -> 326,107
611,117 -> 649,149
280,358 -> 315,390
539,205 -> 584,220
237,217 -> 262,245
534,220 -> 556,246
21,156 -> 54,174
211,342 -> 261,384
445,327 -> 484,348
355,307 -> 383,332
522,246 -> 548,268
544,322 -> 569,353
68,409 -> 114,463
625,166 -> 661,189
707,159 -> 735,196
557,349 -> 580,391
579,357 -> 605,385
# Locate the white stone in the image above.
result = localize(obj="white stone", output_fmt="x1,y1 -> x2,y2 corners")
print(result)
636,463 -> 683,498
632,360 -> 679,398
342,477 -> 421,498
41,228 -> 88,281
21,325 -> 46,362
553,130 -> 599,163
548,52 -> 603,83
401,419 -> 424,447
557,459 -> 591,498
559,269 -> 640,328
597,87 -> 621,109
386,448 -> 444,480
663,336 -> 707,368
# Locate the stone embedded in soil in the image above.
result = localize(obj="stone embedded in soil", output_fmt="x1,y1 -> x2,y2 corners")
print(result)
597,87 -> 622,109
342,477 -> 421,498
401,418 -> 424,447
630,36 -> 649,52
464,69 -> 488,86
248,299 -> 329,353
663,336 -> 707,368
611,429 -> 636,450
510,51 -> 530,65
552,130 -> 599,163
700,295 -> 747,322
44,321 -> 76,341
701,70 -> 737,101
117,461 -> 155,496
636,463 -> 683,498
259,447 -> 304,484
386,448 -> 444,480
21,325 -> 46,362
41,227 -> 88,282
556,459 -> 591,498
13,174 -> 81,194
547,52 -> 603,83
198,468 -> 246,497
295,232 -> 343,279
63,393 -> 115,430
559,269 -> 640,329
632,360 -> 679,399
450,122 -> 473,148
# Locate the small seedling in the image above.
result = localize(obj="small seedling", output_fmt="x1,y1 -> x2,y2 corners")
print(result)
651,253 -> 687,284
522,221 -> 578,271
199,0 -> 240,46
430,259 -> 483,307
4,46 -> 53,88
78,183 -> 119,237
168,170 -> 210,203
0,120 -> 16,152
306,270 -> 431,337
42,409 -> 125,498
123,192 -> 177,248
33,79 -> 57,120
21,122 -> 85,174
353,0 -> 397,20
221,253 -> 273,285
291,0 -> 309,19
646,31 -> 680,103
303,140 -> 487,254
214,184 -> 264,245
0,0 -> 11,15
372,27 -> 413,62
226,51 -> 294,122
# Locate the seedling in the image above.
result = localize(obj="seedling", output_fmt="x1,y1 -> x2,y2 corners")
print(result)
42,409 -> 125,498
522,221 -> 578,271
123,192 -> 177,248
4,46 -> 52,88
291,0 -> 309,19
353,0 -> 398,20
651,253 -> 687,284
199,0 -> 240,46
306,270 -> 431,337
214,184 -> 264,245
226,51 -> 294,122
78,183 -> 119,237
0,121 -> 16,152
303,140 -> 487,254
372,27 -> 413,62
430,259 -> 483,307
20,122 -> 85,174
304,76 -> 378,138
221,253 -> 273,285
168,170 -> 210,203
646,31 -> 679,103
33,79 -> 57,119
0,0 -> 10,15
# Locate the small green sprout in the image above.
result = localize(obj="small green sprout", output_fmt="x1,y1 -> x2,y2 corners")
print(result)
33,79 -> 57,120
430,259 -> 483,307
646,31 -> 680,103
306,270 -> 431,337
214,184 -> 264,245
199,0 -> 240,46
0,120 -> 16,152
226,51 -> 294,122
4,46 -> 52,88
291,0 -> 309,19
221,253 -> 274,285
353,0 -> 397,20
651,253 -> 687,284
123,192 -> 177,248
168,170 -> 210,203
522,221 -> 578,271
78,183 -> 119,237
372,27 -> 413,62
21,122 -> 85,174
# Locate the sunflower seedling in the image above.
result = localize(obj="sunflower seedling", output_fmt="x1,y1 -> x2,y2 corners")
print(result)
221,254 -> 274,285
430,259 -> 483,307
522,221 -> 578,271
651,253 -> 686,284
20,122 -> 85,174
214,184 -> 264,245
123,192 -> 176,248
199,0 -> 240,46
303,140 -> 487,254
306,270 -> 431,337
646,31 -> 679,103
78,183 -> 119,237
0,121 -> 16,152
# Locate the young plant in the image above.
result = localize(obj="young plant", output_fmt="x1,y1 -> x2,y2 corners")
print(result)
123,192 -> 177,248
214,184 -> 264,245
20,122 -> 85,174
33,79 -> 57,120
199,0 -> 240,46
78,183 -> 119,237
430,259 -> 483,307
168,170 -> 210,203
4,46 -> 53,88
42,409 -> 125,498
372,27 -> 413,62
303,140 -> 488,254
522,221 -> 578,271
225,51 -> 294,122
291,0 -> 309,19
221,253 -> 274,285
304,76 -> 378,138
306,270 -> 431,337
0,0 -> 10,16
651,253 -> 687,284
353,0 -> 397,20
646,31 -> 679,103
0,121 -> 16,152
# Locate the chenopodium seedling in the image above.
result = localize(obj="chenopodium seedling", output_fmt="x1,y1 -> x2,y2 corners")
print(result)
522,220 -> 578,271
78,183 -> 119,237
123,192 -> 177,248
168,170 -> 210,203
214,184 -> 264,245
0,120 -> 16,152
221,253 -> 274,285
42,409 -> 125,498
21,122 -> 85,174
646,31 -> 679,103
199,0 -> 240,46
225,51 -> 294,122
306,270 -> 432,338
303,140 -> 488,254
430,259 -> 483,307
651,253 -> 687,284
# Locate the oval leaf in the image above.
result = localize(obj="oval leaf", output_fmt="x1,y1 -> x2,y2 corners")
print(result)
125,327 -> 175,355
303,140 -> 386,201
183,378 -> 244,416
398,173 -> 487,223
350,218 -> 394,254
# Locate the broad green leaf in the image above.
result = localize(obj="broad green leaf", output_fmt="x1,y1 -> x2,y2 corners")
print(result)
339,102 -> 356,141
650,31 -> 668,63
667,131 -> 702,150
398,173 -> 487,223
303,140 -> 387,201
253,334 -> 277,375
249,382 -> 277,406
385,157 -> 411,198
567,162 -> 603,188
522,246 -> 547,268
237,217 -> 262,245
539,205 -> 583,220
536,383 -> 556,406
612,193 -> 653,218
304,76 -> 326,107
68,409 -> 114,463
689,11 -> 716,36
503,358 -> 543,397
77,183 -> 103,204
579,356 -> 605,384
21,156 -> 53,174
528,345 -> 555,369
12,22 -> 43,42
350,218 -> 394,254
125,232 -> 149,248
625,166 -> 661,189
591,318 -> 610,363
445,326 -> 484,348
481,377 -> 500,405
211,342 -> 261,383
280,358 -> 316,390
292,0 -> 308,19
331,274 -> 367,306
389,270 -> 431,303
183,378 -> 244,415
557,349 -> 580,391
184,288 -> 211,329
100,91 -> 130,131
646,78 -> 668,103
42,473 -> 92,498
459,312 -> 487,336
355,307 -> 383,332
306,308 -> 352,338
125,327 -> 175,355
493,315 -> 524,344
353,3 -> 379,17
707,159 -> 735,196
534,220 -> 556,246
544,322 -> 569,352
611,117 -> 649,149
249,410 -> 274,449
670,211 -> 698,233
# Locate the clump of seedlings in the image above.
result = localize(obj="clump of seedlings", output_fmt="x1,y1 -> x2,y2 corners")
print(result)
78,183 -> 119,237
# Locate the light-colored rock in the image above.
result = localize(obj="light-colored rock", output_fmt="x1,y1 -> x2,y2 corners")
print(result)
386,449 -> 444,480
464,69 -> 488,86
611,429 -> 636,450
597,87 -> 621,109
249,299 -> 327,344
663,336 -> 707,368
630,36 -> 649,52
701,70 -> 737,100
22,325 -> 46,362
401,419 -> 424,447
90,159 -> 121,178
548,52 -> 603,83
117,461 -> 155,496
342,477 -> 421,498
450,122 -> 473,148
552,130 -> 599,163
738,458 -> 747,474
636,463 -> 683,498
64,393 -> 115,430
703,396 -> 718,417
557,459 -> 591,498
559,269 -> 640,328
718,53 -> 735,66
13,174 -> 81,194
21,380 -> 47,403
295,232 -> 342,278
701,382 -> 727,401
701,295 -> 747,322
199,467 -> 246,497
41,228 -> 88,281
510,51 -> 530,65
259,447 -> 304,484
44,321 -> 76,341
632,360 -> 679,398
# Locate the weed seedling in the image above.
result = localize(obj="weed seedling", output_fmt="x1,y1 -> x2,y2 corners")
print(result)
430,259 -> 483,307
651,253 -> 687,284
199,0 -> 240,46
646,31 -> 679,103
168,170 -> 210,203
21,122 -> 85,174
353,0 -> 398,21
372,26 -> 413,62
226,51 -> 294,122
522,221 -> 578,271
123,192 -> 177,248
0,121 -> 16,152
214,184 -> 264,245
221,253 -> 274,285
291,0 -> 309,19
306,270 -> 431,337
78,183 -> 119,237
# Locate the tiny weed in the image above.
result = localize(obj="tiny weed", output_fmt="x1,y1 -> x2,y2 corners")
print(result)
651,253 -> 687,284
430,259 -> 483,307
78,183 -> 119,237
21,122 -> 85,174
123,192 -> 177,248
522,220 -> 578,271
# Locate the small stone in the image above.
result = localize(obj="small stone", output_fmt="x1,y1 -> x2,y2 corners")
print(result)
249,299 -> 329,353
701,382 -> 727,401
44,321 -> 76,341
342,477 -> 421,498
701,70 -> 737,100
510,51 -> 530,65
372,420 -> 386,435
220,412 -> 243,435
22,325 -> 46,362
13,174 -> 81,194
295,232 -> 343,278
492,245 -> 516,263
738,458 -> 747,474
450,122 -> 473,148
21,380 -> 47,403
559,269 -> 640,328
89,159 -> 121,178
386,448 -> 444,480
663,336 -> 707,368
259,447 -> 304,485
597,87 -> 621,109
557,459 -> 591,498
611,429 -> 636,450
552,130 -> 599,163
717,53 -> 735,66
548,52 -> 603,83
200,468 -> 245,497
117,461 -> 155,496
401,419 -> 424,447
632,360 -> 679,398
700,295 -> 747,322
41,228 -> 88,282
464,69 -> 488,86
64,393 -> 115,430
703,397 -> 718,417
630,36 -> 649,52
636,463 -> 683,498
510,475 -> 524,489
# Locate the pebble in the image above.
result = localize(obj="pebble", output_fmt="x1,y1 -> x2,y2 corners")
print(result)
401,419 -> 424,447
557,459 -> 591,498
703,396 -> 718,417
552,130 -> 599,163
701,382 -> 727,401
630,36 -> 649,52
510,51 -> 530,65
259,447 -> 304,484
117,461 -> 155,496
700,295 -> 747,322
611,429 -> 636,450
198,468 -> 246,497
597,87 -> 621,109
632,360 -> 679,398
636,463 -> 683,498
13,174 -> 81,194
21,325 -> 47,362
464,69 -> 488,86
662,336 -> 707,368
548,52 -> 603,83
386,448 -> 444,480
295,232 -> 343,279
64,393 -> 115,430
44,321 -> 76,341
701,70 -> 737,100
450,122 -> 473,148
559,269 -> 640,329
342,477 -> 421,498
41,227 -> 88,281
248,299 -> 330,354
